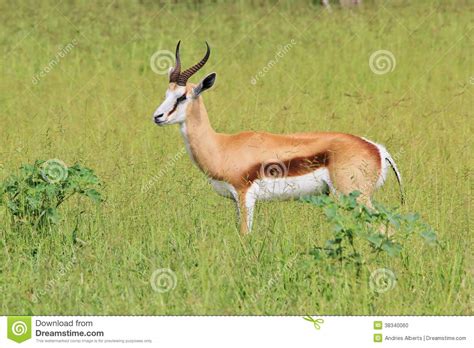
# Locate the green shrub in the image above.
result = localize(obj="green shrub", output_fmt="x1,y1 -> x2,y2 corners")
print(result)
301,191 -> 437,267
0,159 -> 102,229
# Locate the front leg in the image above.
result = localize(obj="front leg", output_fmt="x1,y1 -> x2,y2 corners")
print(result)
237,189 -> 256,235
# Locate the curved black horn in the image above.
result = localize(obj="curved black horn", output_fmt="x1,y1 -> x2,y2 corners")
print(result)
169,41 -> 181,83
177,42 -> 210,86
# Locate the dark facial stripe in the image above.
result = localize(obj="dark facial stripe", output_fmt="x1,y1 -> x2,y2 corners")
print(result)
244,151 -> 330,183
168,102 -> 178,115
168,94 -> 186,116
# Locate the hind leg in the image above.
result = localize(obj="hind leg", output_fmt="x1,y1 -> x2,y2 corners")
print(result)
329,162 -> 377,209
329,165 -> 398,235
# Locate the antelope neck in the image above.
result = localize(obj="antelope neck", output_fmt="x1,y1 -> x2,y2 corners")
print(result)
180,98 -> 222,179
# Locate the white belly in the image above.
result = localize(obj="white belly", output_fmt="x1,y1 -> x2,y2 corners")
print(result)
249,168 -> 331,200
210,168 -> 331,201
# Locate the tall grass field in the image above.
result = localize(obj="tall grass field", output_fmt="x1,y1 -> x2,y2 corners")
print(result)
0,0 -> 472,315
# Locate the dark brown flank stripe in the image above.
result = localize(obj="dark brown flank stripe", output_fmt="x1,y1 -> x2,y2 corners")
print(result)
244,151 -> 330,184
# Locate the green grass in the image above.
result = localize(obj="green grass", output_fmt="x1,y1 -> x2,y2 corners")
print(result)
0,0 -> 472,315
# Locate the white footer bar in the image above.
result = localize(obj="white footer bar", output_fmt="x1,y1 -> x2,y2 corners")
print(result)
1,316 -> 472,347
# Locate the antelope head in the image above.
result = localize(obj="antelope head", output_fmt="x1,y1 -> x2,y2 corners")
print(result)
153,41 -> 216,126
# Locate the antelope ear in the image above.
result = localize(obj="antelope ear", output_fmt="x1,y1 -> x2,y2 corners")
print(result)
193,73 -> 216,97
168,67 -> 174,78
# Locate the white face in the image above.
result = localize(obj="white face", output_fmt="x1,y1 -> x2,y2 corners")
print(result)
153,85 -> 190,126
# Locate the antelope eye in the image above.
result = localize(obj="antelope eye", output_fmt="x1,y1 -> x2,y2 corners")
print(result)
176,94 -> 187,103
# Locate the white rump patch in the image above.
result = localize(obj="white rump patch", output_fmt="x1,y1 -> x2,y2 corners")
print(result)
362,137 -> 392,188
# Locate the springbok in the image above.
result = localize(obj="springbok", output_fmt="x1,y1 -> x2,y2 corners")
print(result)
152,41 -> 403,235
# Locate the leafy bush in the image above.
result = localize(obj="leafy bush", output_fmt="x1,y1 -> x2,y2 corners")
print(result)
0,159 -> 102,229
301,191 -> 437,267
